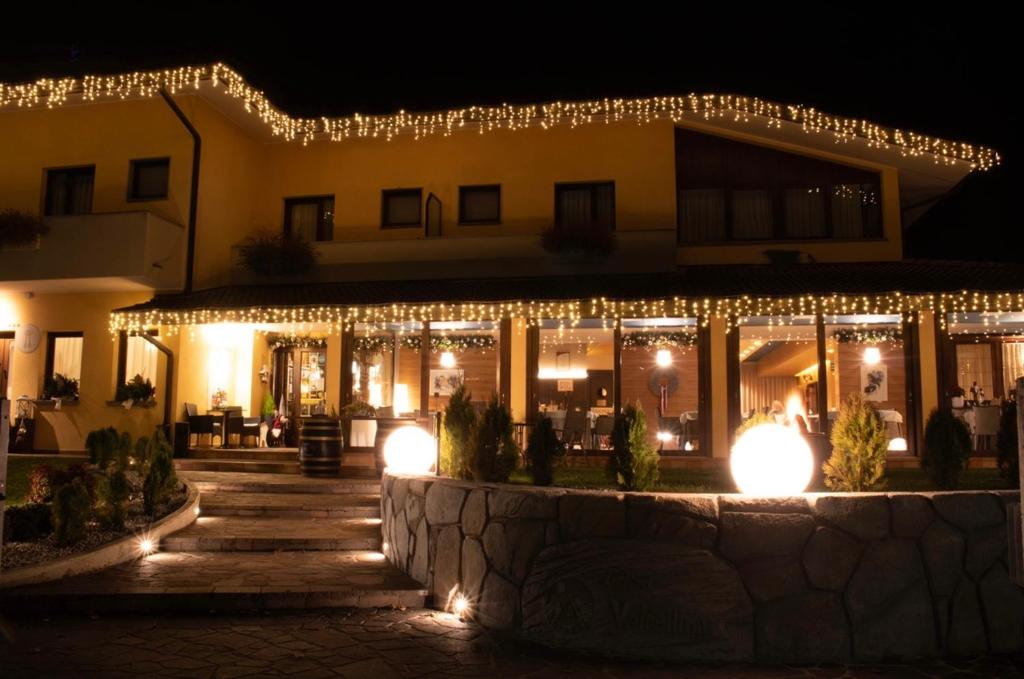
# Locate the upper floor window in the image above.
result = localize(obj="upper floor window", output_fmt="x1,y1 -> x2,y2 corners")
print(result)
676,128 -> 882,244
128,158 -> 170,201
284,195 -> 334,241
554,181 -> 615,230
382,188 -> 422,228
44,166 -> 94,216
459,185 -> 501,225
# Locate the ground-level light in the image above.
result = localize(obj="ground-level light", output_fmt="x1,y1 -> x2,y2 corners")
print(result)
138,537 -> 156,555
383,425 -> 436,474
452,593 -> 470,619
730,423 -> 813,496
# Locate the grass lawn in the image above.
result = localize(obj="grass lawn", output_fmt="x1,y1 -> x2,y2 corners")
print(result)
3,455 -> 82,506
508,465 -> 1018,494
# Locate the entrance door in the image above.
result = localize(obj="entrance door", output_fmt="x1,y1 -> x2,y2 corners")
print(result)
0,331 -> 13,398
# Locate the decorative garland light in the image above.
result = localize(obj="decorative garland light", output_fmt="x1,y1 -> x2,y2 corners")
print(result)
0,63 -> 1000,169
831,328 -> 903,344
621,331 -> 698,349
268,334 -> 327,351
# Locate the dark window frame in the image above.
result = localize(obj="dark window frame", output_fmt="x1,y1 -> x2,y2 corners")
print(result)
44,331 -> 84,384
381,188 -> 423,228
116,329 -> 159,390
283,195 -> 335,242
553,181 -> 616,231
127,157 -> 171,201
458,184 -> 502,225
43,165 -> 95,216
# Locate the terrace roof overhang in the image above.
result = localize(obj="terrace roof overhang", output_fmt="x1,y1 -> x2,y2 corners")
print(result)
110,260 -> 1024,334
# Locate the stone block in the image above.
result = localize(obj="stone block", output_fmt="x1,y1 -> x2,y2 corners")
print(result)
718,496 -> 809,515
477,571 -> 519,630
845,539 -> 925,625
931,493 -> 1004,532
946,577 -> 987,655
408,478 -> 431,496
756,592 -> 849,662
482,520 -> 547,584
559,494 -> 625,541
803,526 -> 862,591
738,557 -> 806,603
392,509 -> 411,570
628,510 -> 717,549
811,495 -> 889,540
392,478 -> 410,513
920,520 -> 965,596
405,493 -> 425,527
890,494 -> 936,538
521,540 -> 753,661
461,490 -> 488,536
461,537 -> 487,599
719,512 -> 816,561
627,493 -> 719,523
431,525 -> 462,604
979,563 -> 1024,652
410,518 -> 428,584
488,489 -> 559,520
425,484 -> 467,526
965,524 -> 1007,580
852,580 -> 936,660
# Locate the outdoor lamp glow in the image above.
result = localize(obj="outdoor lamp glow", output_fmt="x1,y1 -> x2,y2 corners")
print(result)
887,436 -> 908,452
383,425 -> 436,474
730,423 -> 813,495
393,384 -> 411,415
440,351 -> 457,369
138,537 -> 156,555
863,346 -> 882,365
655,349 -> 672,367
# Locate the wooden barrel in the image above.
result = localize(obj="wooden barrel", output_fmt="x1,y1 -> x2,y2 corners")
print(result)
299,416 -> 343,477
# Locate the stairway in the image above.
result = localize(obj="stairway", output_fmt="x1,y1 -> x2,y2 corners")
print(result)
175,449 -> 378,478
0,471 -> 427,612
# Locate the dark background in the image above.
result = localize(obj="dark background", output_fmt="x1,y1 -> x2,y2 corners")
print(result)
1,7 -> 1016,261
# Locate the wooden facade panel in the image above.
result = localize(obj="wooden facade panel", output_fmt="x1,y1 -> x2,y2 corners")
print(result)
836,341 -> 906,416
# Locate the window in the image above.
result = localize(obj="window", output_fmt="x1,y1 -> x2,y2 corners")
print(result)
44,332 -> 84,399
382,189 -> 422,228
118,330 -> 159,389
44,166 -> 94,216
284,196 -> 334,241
128,158 -> 170,201
555,182 -> 615,230
676,128 -> 883,243
459,185 -> 501,224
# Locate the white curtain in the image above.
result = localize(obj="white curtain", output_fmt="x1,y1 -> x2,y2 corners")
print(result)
731,190 -> 773,239
739,364 -> 798,415
288,203 -> 319,241
784,188 -> 826,238
1003,343 -> 1024,397
53,336 -> 83,381
679,189 -> 725,241
125,336 -> 158,385
831,184 -> 864,238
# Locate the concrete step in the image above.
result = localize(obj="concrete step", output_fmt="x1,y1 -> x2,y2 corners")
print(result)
200,492 -> 380,519
181,471 -> 380,495
0,551 -> 427,612
186,447 -> 300,461
161,516 -> 382,552
175,458 -> 301,474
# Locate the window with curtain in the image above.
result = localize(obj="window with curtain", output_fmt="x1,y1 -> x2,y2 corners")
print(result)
382,189 -> 423,228
44,166 -> 94,216
675,128 -> 882,243
128,158 -> 170,200
122,334 -> 159,387
46,333 -> 83,381
284,196 -> 334,241
554,182 -> 614,230
1003,343 -> 1024,395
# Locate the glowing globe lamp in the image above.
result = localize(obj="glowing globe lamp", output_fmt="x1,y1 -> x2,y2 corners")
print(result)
730,423 -> 813,496
384,425 -> 436,474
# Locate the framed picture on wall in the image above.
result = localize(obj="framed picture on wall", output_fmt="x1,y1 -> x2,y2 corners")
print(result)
556,379 -> 574,392
860,364 -> 888,402
430,369 -> 464,396
556,351 -> 570,372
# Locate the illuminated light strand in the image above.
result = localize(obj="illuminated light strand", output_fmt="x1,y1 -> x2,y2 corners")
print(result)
0,63 -> 999,170
108,291 -> 1024,338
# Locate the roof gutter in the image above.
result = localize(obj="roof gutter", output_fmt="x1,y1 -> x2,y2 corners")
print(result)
158,89 -> 200,294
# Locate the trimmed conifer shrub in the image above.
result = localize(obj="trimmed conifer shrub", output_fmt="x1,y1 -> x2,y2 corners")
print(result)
52,478 -> 92,546
996,401 -> 1020,485
96,468 -> 131,530
471,395 -> 518,483
143,430 -> 179,515
608,400 -> 660,491
922,407 -> 973,490
525,416 -> 565,486
823,393 -> 888,491
442,385 -> 477,479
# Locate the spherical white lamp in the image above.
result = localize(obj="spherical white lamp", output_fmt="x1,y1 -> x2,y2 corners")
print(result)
730,423 -> 813,496
384,425 -> 436,474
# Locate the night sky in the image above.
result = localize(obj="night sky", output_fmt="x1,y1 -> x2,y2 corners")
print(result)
1,8 -> 1017,260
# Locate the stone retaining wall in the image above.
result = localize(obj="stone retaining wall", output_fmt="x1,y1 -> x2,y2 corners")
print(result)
381,472 -> 1023,662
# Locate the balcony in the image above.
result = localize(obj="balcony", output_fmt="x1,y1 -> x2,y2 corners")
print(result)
0,211 -> 186,292
230,228 -> 678,284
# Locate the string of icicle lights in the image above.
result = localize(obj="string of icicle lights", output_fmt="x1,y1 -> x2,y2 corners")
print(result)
108,291 -> 1024,337
0,62 -> 1000,170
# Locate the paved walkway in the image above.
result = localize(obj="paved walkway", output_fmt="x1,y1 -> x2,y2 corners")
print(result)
2,608 -> 1023,678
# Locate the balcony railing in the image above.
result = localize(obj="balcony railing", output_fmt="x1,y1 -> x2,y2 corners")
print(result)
0,211 -> 186,292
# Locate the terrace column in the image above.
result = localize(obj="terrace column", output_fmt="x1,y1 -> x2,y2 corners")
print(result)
420,322 -> 431,415
340,327 -> 354,408
709,316 -> 731,458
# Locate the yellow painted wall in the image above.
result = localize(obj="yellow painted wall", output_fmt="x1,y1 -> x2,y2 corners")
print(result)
918,311 -> 939,418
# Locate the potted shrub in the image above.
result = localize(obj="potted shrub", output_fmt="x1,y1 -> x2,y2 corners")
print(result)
261,391 -> 277,423
238,230 -> 318,276
922,407 -> 972,490
114,374 -> 157,407
42,373 -> 79,402
0,208 -> 48,249
339,400 -> 376,450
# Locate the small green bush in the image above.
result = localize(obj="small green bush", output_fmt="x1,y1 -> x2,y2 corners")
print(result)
823,393 -> 888,491
471,395 -> 518,483
525,416 -> 565,486
115,374 -> 156,403
86,427 -> 132,470
608,400 -> 660,491
261,391 -> 276,419
3,503 -> 53,542
143,430 -> 178,515
922,408 -> 973,490
51,463 -> 97,501
96,468 -> 130,531
997,402 -> 1020,485
443,385 -> 477,479
27,464 -> 58,504
42,373 -> 79,400
52,478 -> 92,546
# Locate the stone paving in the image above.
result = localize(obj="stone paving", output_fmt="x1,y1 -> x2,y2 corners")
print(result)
163,516 -> 383,552
2,608 -> 1023,678
199,492 -> 381,518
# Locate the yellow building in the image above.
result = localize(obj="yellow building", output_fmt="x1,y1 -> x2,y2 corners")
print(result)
1,63 -> 1020,465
